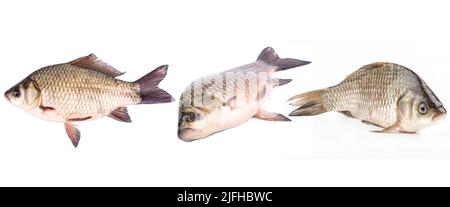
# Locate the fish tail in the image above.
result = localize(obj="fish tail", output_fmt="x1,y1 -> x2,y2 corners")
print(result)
288,89 -> 326,116
257,47 -> 311,71
135,65 -> 175,104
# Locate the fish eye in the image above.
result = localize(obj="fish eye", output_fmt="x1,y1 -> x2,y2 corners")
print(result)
418,102 -> 429,114
184,112 -> 196,122
12,89 -> 20,98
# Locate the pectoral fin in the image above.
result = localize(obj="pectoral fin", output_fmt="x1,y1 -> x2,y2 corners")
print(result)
64,122 -> 80,148
108,107 -> 132,122
39,105 -> 55,112
253,109 -> 291,121
372,122 -> 401,133
339,111 -> 354,118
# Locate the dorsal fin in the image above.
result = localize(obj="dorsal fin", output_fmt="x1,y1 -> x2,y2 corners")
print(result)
343,62 -> 388,81
68,54 -> 124,77
352,62 -> 387,74
358,62 -> 387,72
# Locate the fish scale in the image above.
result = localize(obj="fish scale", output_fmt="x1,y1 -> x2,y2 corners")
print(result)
289,62 -> 445,133
290,62 -> 446,133
185,69 -> 266,108
322,64 -> 415,127
32,64 -> 141,120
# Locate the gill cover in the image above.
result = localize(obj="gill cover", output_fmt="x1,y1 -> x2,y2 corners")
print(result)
7,78 -> 41,110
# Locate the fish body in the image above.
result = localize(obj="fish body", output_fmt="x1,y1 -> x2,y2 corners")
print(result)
5,54 -> 174,147
26,64 -> 140,122
289,62 -> 446,133
178,47 -> 311,141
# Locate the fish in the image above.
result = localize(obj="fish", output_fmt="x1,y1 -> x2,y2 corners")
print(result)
288,62 -> 446,133
177,47 -> 311,141
4,54 -> 174,147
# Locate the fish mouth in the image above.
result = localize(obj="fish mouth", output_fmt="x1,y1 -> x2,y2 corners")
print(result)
177,128 -> 201,142
432,106 -> 447,123
438,106 -> 447,114
4,91 -> 10,102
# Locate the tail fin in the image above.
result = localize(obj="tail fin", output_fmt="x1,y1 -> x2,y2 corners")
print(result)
135,65 -> 175,104
257,47 -> 311,71
288,89 -> 326,116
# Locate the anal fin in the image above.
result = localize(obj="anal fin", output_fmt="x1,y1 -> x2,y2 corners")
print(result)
362,120 -> 382,128
253,109 -> 291,121
64,122 -> 80,148
272,78 -> 292,87
108,107 -> 132,122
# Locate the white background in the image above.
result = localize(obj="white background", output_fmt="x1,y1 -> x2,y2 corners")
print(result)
0,0 -> 449,186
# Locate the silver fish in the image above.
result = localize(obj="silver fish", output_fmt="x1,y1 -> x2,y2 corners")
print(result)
289,62 -> 446,133
178,47 -> 310,141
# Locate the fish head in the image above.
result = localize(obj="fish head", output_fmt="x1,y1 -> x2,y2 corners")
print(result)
397,88 -> 446,132
4,78 -> 41,111
178,105 -> 215,141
